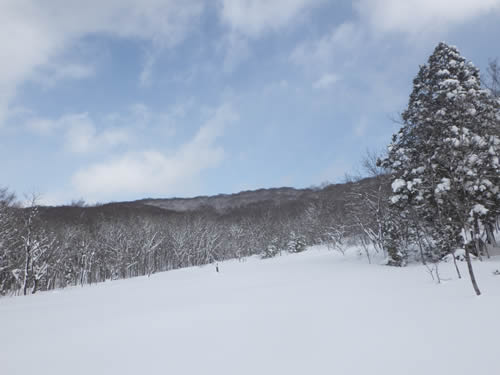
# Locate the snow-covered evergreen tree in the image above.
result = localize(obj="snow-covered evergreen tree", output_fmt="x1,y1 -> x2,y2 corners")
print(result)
287,232 -> 307,253
262,238 -> 280,259
381,42 -> 500,295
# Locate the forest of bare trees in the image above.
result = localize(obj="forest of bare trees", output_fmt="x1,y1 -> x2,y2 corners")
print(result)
0,180 -> 362,295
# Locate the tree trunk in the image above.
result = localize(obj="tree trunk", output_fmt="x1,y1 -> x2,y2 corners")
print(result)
413,220 -> 427,266
32,278 -> 39,294
485,223 -> 497,246
464,245 -> 481,296
473,216 -> 483,261
452,251 -> 462,279
23,245 -> 31,296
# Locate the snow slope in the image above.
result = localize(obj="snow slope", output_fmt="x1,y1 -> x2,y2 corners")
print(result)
1,247 -> 499,375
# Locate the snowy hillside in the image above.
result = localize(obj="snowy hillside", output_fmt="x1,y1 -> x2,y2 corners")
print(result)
1,247 -> 500,375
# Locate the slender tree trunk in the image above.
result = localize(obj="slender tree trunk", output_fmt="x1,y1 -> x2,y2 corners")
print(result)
464,245 -> 481,296
484,242 -> 491,259
32,278 -> 39,294
23,245 -> 31,296
413,220 -> 427,266
452,251 -> 462,279
360,236 -> 371,264
473,216 -> 483,261
485,223 -> 496,246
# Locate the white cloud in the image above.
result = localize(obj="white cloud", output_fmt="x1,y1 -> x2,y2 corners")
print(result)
218,0 -> 325,74
26,99 -> 194,157
62,114 -> 130,154
27,112 -> 130,153
139,52 -> 156,87
0,0 -> 204,126
71,104 -> 238,201
26,118 -> 59,134
291,22 -> 362,69
354,0 -> 500,35
31,63 -> 95,88
219,0 -> 324,37
313,73 -> 340,89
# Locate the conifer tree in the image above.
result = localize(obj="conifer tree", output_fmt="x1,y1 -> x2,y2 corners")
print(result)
382,42 -> 500,295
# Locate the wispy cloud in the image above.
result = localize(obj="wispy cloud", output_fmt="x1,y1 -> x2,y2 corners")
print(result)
139,51 -> 156,87
313,73 -> 340,89
219,0 -> 324,37
71,103 -> 238,202
0,0 -> 204,126
354,0 -> 500,35
291,22 -> 363,70
27,113 -> 130,153
31,63 -> 95,88
63,114 -> 130,154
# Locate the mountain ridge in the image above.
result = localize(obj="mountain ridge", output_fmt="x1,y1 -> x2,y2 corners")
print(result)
135,186 -> 320,213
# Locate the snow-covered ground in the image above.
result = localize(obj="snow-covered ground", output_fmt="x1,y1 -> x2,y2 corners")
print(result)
1,246 -> 499,375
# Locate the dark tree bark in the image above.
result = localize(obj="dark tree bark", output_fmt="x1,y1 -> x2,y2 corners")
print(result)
464,245 -> 481,296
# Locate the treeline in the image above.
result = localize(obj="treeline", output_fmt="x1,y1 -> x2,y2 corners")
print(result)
1,179 -> 388,296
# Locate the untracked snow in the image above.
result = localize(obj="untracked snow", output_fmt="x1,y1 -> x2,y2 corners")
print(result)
1,247 -> 500,375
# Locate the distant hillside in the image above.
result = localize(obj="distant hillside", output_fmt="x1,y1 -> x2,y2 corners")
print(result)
134,178 -> 385,214
39,177 -> 380,223
136,187 -> 320,213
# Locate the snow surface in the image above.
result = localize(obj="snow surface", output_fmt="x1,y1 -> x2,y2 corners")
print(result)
1,247 -> 500,375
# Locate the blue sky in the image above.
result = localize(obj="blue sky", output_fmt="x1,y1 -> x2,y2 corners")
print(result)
1,0 -> 500,205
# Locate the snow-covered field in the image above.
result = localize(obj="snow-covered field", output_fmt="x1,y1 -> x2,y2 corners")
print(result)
1,247 -> 499,375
